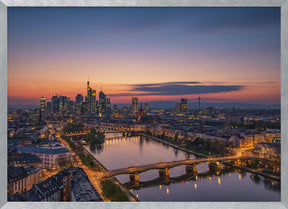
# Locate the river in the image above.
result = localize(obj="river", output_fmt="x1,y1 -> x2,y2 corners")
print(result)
89,136 -> 280,201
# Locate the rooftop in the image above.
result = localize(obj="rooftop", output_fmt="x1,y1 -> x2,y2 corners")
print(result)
16,146 -> 70,155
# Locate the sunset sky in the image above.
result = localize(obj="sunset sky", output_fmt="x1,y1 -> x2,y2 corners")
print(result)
8,7 -> 280,105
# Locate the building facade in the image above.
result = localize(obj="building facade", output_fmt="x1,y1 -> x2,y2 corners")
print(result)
16,147 -> 71,169
8,165 -> 42,196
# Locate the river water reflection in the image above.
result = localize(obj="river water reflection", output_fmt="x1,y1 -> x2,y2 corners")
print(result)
89,136 -> 280,201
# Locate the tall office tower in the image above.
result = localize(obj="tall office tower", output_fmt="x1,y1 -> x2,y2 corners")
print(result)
82,101 -> 88,115
87,80 -> 90,95
86,80 -> 96,115
69,100 -> 75,115
51,95 -> 60,114
75,94 -> 84,115
96,101 -> 100,115
59,96 -> 64,115
180,98 -> 188,112
132,97 -> 138,114
59,96 -> 70,116
106,98 -> 111,117
112,105 -> 118,116
144,103 -> 149,113
87,81 -> 92,115
198,95 -> 201,112
46,101 -> 52,115
98,91 -> 106,115
91,90 -> 96,114
40,97 -> 46,117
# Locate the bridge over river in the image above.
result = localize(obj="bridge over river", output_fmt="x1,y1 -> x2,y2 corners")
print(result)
103,155 -> 253,181
122,163 -> 239,190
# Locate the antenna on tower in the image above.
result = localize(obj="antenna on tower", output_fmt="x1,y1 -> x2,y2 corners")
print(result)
198,95 -> 201,112
87,77 -> 90,90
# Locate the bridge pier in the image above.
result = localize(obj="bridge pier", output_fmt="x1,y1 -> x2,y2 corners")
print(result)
102,176 -> 109,182
234,159 -> 242,165
159,167 -> 170,178
245,159 -> 252,166
130,172 -> 140,182
186,164 -> 197,175
209,162 -> 222,171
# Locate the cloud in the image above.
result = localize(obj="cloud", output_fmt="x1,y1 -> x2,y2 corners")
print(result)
109,82 -> 244,97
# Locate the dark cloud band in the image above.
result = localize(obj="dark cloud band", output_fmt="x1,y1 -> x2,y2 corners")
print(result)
109,82 -> 244,97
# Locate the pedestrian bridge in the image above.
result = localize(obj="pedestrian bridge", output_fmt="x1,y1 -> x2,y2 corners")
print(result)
103,155 -> 253,180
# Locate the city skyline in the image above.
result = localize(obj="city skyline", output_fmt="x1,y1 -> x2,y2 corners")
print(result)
8,7 -> 280,105
6,7 -> 281,203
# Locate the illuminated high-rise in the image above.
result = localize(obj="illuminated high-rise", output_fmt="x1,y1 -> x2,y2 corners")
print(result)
75,94 -> 84,115
98,91 -> 106,116
91,90 -> 96,114
46,101 -> 52,115
82,101 -> 88,115
51,95 -> 60,113
106,98 -> 111,117
180,98 -> 188,112
112,105 -> 118,116
69,100 -> 75,115
87,81 -> 92,115
132,97 -> 138,114
198,95 -> 201,112
86,80 -> 96,115
87,80 -> 90,92
40,97 -> 46,115
59,96 -> 70,116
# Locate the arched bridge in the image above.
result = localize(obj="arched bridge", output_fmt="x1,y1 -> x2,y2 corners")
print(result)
123,165 -> 236,190
103,155 -> 253,180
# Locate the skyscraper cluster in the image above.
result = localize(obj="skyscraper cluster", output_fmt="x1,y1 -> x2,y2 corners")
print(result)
40,81 -> 111,117
45,95 -> 74,117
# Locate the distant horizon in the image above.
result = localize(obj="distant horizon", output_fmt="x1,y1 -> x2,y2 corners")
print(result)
8,99 -> 281,110
8,7 -> 280,106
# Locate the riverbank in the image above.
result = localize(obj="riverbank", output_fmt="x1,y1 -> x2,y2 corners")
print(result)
140,134 -> 281,182
224,163 -> 280,182
59,137 -> 107,201
85,147 -> 139,202
139,134 -> 208,158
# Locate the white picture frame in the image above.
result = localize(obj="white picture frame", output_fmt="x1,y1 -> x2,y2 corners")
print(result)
0,0 -> 287,209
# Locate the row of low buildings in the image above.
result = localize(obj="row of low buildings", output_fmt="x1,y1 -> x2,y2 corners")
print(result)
148,125 -> 280,146
84,118 -> 281,153
8,120 -> 103,202
8,139 -> 72,197
8,135 -> 102,201
8,167 -> 102,202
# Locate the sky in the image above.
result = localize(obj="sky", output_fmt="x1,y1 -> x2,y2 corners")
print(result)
8,7 -> 281,105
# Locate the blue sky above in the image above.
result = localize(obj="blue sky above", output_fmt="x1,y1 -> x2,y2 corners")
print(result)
8,7 -> 281,105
